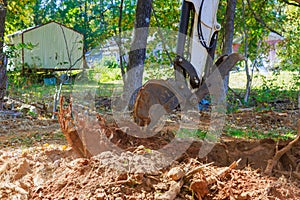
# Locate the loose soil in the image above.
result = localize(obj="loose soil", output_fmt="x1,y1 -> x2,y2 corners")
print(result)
0,108 -> 299,199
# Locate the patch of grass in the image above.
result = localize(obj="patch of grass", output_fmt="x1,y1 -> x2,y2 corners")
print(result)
224,127 -> 296,140
175,127 -> 297,141
0,131 -> 67,149
96,82 -> 123,97
53,131 -> 65,140
227,71 -> 299,112
175,128 -> 220,142
176,128 -> 206,139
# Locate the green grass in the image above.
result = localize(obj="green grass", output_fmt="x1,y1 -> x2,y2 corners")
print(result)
227,70 -> 299,111
174,127 -> 297,141
6,68 -> 299,142
224,127 -> 297,141
175,128 -> 220,142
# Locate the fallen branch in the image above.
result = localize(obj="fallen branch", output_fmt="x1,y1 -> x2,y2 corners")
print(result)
185,162 -> 214,178
197,158 -> 242,188
264,119 -> 300,175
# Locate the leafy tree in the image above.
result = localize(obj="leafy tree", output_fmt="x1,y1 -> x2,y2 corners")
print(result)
5,0 -> 35,34
277,4 -> 300,72
151,0 -> 181,31
32,0 -> 137,51
220,0 -> 237,103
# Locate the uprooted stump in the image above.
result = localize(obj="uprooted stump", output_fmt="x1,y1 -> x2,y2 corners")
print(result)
56,96 -> 92,158
56,96 -> 175,158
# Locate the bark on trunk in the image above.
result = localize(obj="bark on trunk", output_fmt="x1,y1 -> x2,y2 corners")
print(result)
0,0 -> 7,110
242,0 -> 251,103
220,0 -> 237,103
125,0 -> 153,95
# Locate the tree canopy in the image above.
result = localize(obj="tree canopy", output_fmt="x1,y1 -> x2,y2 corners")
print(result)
3,0 -> 300,72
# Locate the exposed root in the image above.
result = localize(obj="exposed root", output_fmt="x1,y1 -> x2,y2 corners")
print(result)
56,96 -> 92,158
264,119 -> 300,176
158,159 -> 241,200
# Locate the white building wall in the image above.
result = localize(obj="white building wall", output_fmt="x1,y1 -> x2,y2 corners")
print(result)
8,22 -> 84,70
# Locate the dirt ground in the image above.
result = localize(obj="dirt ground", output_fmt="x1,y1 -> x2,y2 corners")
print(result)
0,107 -> 300,199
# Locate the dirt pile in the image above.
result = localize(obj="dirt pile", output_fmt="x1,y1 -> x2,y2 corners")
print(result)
0,145 -> 299,200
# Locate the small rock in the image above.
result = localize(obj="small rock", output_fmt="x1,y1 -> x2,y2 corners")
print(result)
167,166 -> 185,181
53,160 -> 61,168
239,191 -> 250,200
95,193 -> 106,200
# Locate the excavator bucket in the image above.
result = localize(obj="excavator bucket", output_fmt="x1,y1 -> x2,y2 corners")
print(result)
133,80 -> 179,126
133,53 -> 244,127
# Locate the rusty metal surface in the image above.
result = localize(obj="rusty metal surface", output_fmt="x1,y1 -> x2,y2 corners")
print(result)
133,80 -> 179,126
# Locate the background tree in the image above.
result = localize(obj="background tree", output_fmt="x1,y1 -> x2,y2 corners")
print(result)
0,0 -> 7,110
277,3 -> 300,72
219,0 -> 237,104
225,0 -> 287,104
31,0 -> 137,52
2,0 -> 299,108
124,0 -> 153,95
5,0 -> 35,34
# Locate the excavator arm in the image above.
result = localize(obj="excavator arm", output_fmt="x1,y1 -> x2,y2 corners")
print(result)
175,0 -> 221,86
133,0 -> 243,126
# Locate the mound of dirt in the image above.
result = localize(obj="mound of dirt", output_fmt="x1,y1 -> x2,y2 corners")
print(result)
0,145 -> 300,200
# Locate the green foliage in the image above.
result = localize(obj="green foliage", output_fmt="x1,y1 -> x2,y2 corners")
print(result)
228,71 -> 299,112
4,0 -> 299,70
6,42 -> 37,62
217,0 -> 299,74
89,65 -> 122,83
98,68 -> 122,82
151,0 -> 181,31
5,0 -> 35,34
175,128 -> 208,140
99,56 -> 119,69
255,75 -> 285,105
5,42 -> 42,94
31,0 -> 137,51
277,5 -> 300,72
89,56 -> 122,82
252,72 -> 299,110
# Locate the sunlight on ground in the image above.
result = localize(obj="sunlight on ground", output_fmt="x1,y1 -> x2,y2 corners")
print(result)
229,71 -> 298,90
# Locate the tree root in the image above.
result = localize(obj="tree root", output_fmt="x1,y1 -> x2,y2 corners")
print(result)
56,96 -> 92,158
264,119 -> 300,176
157,159 -> 241,200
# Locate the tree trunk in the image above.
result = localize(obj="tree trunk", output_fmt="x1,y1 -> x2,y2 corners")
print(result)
221,0 -> 237,102
0,0 -> 7,110
242,0 -> 251,103
117,0 -> 125,78
124,0 -> 153,95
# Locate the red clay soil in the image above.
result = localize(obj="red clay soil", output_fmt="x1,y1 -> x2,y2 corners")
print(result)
0,103 -> 299,199
0,145 -> 299,200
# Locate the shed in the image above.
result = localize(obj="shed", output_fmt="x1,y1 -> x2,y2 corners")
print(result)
7,21 -> 85,71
